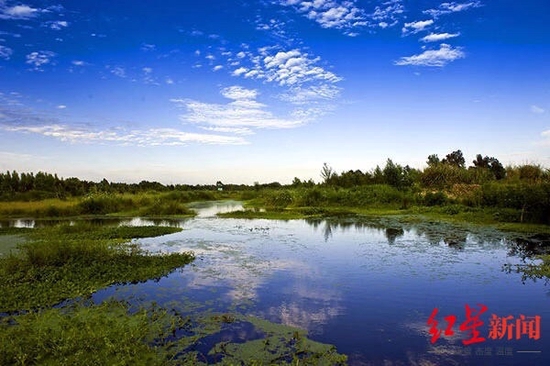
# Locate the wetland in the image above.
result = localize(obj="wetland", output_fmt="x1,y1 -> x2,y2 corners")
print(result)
2,200 -> 550,365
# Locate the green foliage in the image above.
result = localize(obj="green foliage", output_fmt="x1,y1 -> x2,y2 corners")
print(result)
0,224 -> 192,312
420,164 -> 470,189
0,300 -> 187,366
423,191 -> 448,206
442,149 -> 465,168
140,200 -> 194,216
263,190 -> 294,209
78,194 -> 136,215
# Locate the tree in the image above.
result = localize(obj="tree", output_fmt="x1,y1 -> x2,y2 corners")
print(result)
372,165 -> 384,184
320,163 -> 335,185
427,154 -> 440,167
472,154 -> 506,180
383,159 -> 402,188
442,150 -> 465,168
291,177 -> 302,187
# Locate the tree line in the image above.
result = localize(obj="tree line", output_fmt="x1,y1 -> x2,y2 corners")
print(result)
305,150 -> 537,189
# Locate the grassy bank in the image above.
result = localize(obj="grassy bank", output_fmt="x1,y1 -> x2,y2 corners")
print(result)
217,185 -> 550,232
0,190 -> 239,219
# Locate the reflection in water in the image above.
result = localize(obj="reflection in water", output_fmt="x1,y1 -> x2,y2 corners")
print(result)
123,207 -> 550,365
4,200 -> 550,365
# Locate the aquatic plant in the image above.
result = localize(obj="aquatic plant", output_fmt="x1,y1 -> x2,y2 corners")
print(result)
0,224 -> 193,312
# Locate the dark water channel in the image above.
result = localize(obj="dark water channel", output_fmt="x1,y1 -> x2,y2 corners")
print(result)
6,201 -> 550,365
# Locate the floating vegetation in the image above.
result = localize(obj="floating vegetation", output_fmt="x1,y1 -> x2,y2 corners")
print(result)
0,224 -> 193,312
0,302 -> 348,366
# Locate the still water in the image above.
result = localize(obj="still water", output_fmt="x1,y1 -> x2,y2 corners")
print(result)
28,201 -> 550,365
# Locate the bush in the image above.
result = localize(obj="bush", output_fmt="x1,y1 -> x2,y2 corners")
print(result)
140,200 -> 193,216
423,191 -> 447,206
78,194 -> 135,215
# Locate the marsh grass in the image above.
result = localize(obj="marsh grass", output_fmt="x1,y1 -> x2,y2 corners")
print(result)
0,300 -> 187,366
0,223 -> 192,312
0,199 -> 79,218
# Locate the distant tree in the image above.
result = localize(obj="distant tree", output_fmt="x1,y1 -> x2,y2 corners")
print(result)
472,154 -> 506,180
442,150 -> 465,168
372,165 -> 384,184
383,159 -> 402,188
427,154 -> 440,167
320,163 -> 335,185
291,177 -> 302,187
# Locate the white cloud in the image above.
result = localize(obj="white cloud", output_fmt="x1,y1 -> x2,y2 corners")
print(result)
222,86 -> 259,100
213,65 -> 224,71
1,124 -> 246,146
0,44 -> 13,60
107,65 -> 126,78
278,0 -> 367,36
420,32 -> 460,42
48,20 -> 68,30
234,48 -> 341,87
200,126 -> 254,135
232,67 -> 248,76
26,51 -> 56,70
57,105 -> 67,109
1,4 -> 39,19
140,43 -> 156,52
369,0 -> 404,28
531,105 -> 545,114
172,86 -> 310,131
395,44 -> 465,67
402,19 -> 434,35
279,84 -> 341,104
424,1 -> 482,17
71,60 -> 87,66
0,100 -> 246,146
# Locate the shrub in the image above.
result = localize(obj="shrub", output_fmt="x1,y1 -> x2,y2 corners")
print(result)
423,191 -> 447,206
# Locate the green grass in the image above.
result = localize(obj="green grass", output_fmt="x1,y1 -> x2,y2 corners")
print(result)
0,300 -> 186,366
0,223 -> 193,312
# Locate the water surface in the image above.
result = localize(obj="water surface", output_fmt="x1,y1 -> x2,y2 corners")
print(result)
12,201 -> 550,365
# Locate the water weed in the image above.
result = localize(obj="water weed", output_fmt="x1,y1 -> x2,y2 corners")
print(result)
0,224 -> 193,312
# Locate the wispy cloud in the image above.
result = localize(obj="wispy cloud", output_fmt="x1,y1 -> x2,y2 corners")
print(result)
2,124 -> 247,146
0,99 -> 246,146
420,32 -> 460,42
71,60 -> 88,66
26,50 -> 56,71
278,0 -> 367,36
369,0 -> 404,29
46,20 -> 69,30
0,44 -> 13,60
531,105 -> 545,114
395,44 -> 465,67
0,4 -> 39,19
256,18 -> 290,40
279,84 -> 341,105
107,65 -> 126,78
402,19 -> 434,35
424,1 -> 482,18
172,85 -> 308,131
140,43 -> 156,52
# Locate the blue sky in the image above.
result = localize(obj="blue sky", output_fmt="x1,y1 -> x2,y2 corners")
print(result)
0,0 -> 549,184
